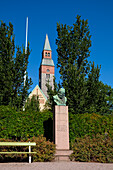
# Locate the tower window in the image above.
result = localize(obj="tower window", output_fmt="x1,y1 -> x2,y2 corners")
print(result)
46,74 -> 50,79
48,53 -> 50,57
47,69 -> 50,72
45,52 -> 47,56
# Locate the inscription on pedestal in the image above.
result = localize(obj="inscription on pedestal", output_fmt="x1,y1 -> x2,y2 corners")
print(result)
57,125 -> 67,132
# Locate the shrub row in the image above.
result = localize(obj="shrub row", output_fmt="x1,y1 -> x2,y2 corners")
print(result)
70,134 -> 113,163
0,105 -> 53,140
1,106 -> 113,163
0,135 -> 56,162
69,112 -> 113,144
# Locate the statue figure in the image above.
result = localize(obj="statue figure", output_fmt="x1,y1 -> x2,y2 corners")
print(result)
53,88 -> 67,106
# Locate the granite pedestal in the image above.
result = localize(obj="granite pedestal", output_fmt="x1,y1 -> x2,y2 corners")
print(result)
53,106 -> 73,161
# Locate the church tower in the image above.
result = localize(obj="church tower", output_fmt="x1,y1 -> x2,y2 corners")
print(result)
39,34 -> 55,98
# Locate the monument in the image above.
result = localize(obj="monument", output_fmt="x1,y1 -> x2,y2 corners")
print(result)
53,88 -> 67,106
53,88 -> 72,161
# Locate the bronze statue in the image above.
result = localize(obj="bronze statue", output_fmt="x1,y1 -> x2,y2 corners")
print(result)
53,88 -> 67,106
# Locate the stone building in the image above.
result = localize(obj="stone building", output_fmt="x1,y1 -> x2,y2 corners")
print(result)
28,34 -> 55,110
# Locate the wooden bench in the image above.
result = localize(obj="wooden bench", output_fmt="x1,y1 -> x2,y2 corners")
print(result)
0,142 -> 36,163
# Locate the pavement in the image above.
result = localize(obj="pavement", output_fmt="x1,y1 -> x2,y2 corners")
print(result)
0,162 -> 113,170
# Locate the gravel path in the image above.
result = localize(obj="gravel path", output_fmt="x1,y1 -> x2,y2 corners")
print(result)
0,162 -> 113,170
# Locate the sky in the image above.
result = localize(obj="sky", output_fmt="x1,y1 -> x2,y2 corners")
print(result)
0,0 -> 113,91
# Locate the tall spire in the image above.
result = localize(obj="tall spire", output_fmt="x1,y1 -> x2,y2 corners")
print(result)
43,34 -> 51,51
39,34 -> 54,98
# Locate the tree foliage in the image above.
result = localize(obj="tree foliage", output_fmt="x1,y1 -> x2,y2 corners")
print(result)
0,21 -> 32,110
56,15 -> 113,114
25,95 -> 40,112
46,77 -> 61,111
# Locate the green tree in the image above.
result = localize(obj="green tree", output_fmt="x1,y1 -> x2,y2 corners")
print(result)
0,21 -> 32,110
102,84 -> 113,114
85,62 -> 110,114
56,15 -> 91,114
25,95 -> 40,112
46,77 -> 60,111
56,15 -> 91,83
56,15 -> 113,114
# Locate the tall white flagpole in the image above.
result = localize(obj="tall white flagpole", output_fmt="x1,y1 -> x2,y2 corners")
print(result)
24,17 -> 28,86
25,17 -> 28,54
23,17 -> 28,111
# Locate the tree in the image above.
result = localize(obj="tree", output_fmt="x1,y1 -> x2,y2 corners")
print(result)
25,95 -> 40,112
56,15 -> 91,82
56,15 -> 113,114
46,77 -> 60,111
56,15 -> 91,114
102,84 -> 113,114
85,62 -> 112,114
0,21 -> 32,110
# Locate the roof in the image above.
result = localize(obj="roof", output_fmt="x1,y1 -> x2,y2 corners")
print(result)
43,34 -> 51,51
41,58 -> 54,66
28,84 -> 47,100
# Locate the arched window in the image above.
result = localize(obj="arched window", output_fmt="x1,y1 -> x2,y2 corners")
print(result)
45,52 -> 47,56
48,53 -> 50,57
46,74 -> 50,79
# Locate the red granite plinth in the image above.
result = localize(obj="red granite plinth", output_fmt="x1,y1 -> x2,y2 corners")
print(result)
53,106 -> 72,161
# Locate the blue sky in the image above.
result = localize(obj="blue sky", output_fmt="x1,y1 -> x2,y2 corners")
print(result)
0,0 -> 113,91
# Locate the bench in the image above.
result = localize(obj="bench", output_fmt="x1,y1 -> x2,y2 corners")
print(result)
0,142 -> 36,163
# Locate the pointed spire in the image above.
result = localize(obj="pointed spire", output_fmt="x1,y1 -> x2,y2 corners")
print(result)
43,34 -> 51,51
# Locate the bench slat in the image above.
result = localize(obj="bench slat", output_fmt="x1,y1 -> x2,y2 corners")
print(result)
0,152 -> 37,154
0,142 -> 36,146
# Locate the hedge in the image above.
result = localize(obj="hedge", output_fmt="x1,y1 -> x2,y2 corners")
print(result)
69,112 -> 113,144
70,134 -> 113,163
0,105 -> 53,140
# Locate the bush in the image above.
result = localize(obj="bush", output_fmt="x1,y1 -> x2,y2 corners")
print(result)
69,112 -> 113,144
70,134 -> 113,163
0,105 -> 53,140
0,136 -> 56,162
0,106 -> 55,162
30,135 -> 55,162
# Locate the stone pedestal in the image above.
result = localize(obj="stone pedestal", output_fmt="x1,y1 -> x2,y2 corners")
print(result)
53,106 -> 72,161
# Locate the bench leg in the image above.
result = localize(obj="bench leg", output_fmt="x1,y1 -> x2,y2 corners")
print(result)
29,143 -> 31,163
29,154 -> 31,163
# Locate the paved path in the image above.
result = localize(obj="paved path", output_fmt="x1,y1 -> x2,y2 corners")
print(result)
0,162 -> 113,170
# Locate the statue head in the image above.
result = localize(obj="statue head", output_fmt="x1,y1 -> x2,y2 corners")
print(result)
58,88 -> 65,99
53,88 -> 67,106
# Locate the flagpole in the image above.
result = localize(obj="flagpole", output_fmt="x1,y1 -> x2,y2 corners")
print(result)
25,17 -> 28,54
24,17 -> 28,86
23,17 -> 28,111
